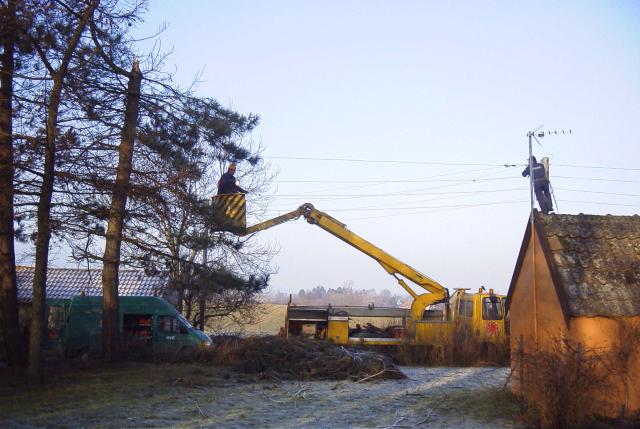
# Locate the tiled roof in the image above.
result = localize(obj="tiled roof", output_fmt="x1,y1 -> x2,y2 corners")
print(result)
537,213 -> 640,317
16,266 -> 168,303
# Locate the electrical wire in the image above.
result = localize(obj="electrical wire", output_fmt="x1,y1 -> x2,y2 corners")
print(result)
555,176 -> 640,184
558,200 -> 640,208
265,155 -> 513,167
274,166 -> 509,184
266,155 -> 640,172
343,199 -> 530,221
267,188 -> 527,210
269,176 -> 521,199
554,187 -> 640,198
269,185 -> 524,198
277,165 -> 508,195
554,163 -> 640,172
265,198 -> 529,215
305,188 -> 529,212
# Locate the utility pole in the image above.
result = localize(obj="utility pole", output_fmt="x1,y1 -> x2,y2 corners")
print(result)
526,129 -> 540,345
199,199 -> 209,331
526,131 -> 536,220
525,127 -> 571,346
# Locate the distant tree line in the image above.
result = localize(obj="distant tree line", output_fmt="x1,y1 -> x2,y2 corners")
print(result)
0,0 -> 274,381
266,283 -> 410,307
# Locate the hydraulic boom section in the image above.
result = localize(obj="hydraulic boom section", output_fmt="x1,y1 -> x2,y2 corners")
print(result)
237,203 -> 448,323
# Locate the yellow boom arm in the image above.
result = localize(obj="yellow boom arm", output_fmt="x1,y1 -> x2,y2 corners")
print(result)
238,203 -> 448,322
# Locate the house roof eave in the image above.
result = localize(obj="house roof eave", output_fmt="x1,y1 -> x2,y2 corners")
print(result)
506,210 -> 571,327
535,213 -> 572,326
506,213 -> 533,313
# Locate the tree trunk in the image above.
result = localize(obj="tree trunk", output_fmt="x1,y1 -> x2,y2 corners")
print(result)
198,288 -> 206,331
28,2 -> 97,382
185,293 -> 193,321
101,61 -> 141,362
29,79 -> 60,382
198,232 -> 207,331
0,0 -> 25,368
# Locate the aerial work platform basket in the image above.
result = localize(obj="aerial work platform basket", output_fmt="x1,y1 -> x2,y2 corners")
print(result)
211,193 -> 247,232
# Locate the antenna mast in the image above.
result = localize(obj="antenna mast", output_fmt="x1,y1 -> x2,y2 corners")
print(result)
526,128 -> 572,219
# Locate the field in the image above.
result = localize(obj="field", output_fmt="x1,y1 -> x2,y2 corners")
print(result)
210,303 -> 405,336
0,362 -> 521,428
209,303 -> 288,336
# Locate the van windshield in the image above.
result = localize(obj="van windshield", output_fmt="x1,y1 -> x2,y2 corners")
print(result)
177,313 -> 193,329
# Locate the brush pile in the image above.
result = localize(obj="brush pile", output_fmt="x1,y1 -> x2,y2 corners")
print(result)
206,335 -> 405,381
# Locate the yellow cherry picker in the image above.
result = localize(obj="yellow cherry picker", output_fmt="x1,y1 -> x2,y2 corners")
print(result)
212,194 -> 506,346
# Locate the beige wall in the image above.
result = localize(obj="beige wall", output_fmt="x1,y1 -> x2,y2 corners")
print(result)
510,228 -> 640,416
570,316 -> 640,413
509,228 -> 567,357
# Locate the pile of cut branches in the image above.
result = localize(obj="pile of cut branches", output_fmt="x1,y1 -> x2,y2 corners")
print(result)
206,336 -> 405,381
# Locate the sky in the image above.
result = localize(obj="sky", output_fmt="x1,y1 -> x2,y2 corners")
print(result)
126,0 -> 640,296
21,1 -> 640,298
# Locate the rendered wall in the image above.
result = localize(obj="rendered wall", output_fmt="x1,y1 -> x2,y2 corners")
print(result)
570,316 -> 640,413
510,228 -> 640,416
509,228 -> 567,357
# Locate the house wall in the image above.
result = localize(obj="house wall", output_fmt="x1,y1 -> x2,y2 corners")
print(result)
570,316 -> 640,413
509,229 -> 567,358
510,229 -> 640,417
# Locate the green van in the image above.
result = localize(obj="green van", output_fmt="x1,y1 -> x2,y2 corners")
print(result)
46,296 -> 211,358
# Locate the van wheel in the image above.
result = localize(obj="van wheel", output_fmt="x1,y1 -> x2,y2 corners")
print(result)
175,346 -> 193,361
77,347 -> 89,362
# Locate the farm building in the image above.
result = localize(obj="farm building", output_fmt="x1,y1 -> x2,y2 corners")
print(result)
507,210 -> 640,416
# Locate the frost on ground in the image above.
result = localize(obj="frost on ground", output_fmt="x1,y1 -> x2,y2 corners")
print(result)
0,364 -> 521,428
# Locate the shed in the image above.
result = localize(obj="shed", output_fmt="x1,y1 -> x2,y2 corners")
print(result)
507,210 -> 640,415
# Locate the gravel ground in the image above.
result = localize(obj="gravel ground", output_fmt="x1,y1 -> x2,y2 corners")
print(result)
0,364 -> 521,428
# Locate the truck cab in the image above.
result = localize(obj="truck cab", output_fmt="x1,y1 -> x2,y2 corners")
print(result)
449,288 -> 506,341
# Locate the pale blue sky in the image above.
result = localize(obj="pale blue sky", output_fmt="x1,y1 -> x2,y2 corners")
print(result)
23,1 -> 640,298
132,1 -> 640,295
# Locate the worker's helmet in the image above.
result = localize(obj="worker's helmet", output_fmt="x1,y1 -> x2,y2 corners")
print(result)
228,162 -> 237,171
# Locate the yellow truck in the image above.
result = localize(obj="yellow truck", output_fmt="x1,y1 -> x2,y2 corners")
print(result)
213,195 -> 506,347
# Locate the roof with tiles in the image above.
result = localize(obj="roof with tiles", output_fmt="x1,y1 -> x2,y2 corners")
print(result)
16,266 -> 168,304
534,212 -> 640,317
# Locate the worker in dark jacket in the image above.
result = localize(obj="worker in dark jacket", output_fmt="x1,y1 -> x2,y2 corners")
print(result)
217,163 -> 246,195
522,156 -> 553,214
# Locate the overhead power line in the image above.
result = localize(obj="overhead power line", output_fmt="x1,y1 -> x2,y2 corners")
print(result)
268,176 -> 521,200
282,166 -> 508,195
343,199 -> 530,221
555,187 -> 640,198
554,163 -> 640,172
266,156 -> 515,167
266,198 -> 529,215
267,188 -> 528,211
266,155 -> 640,172
560,200 -> 640,208
275,177 -> 514,184
555,176 -> 640,184
269,187 -> 527,199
